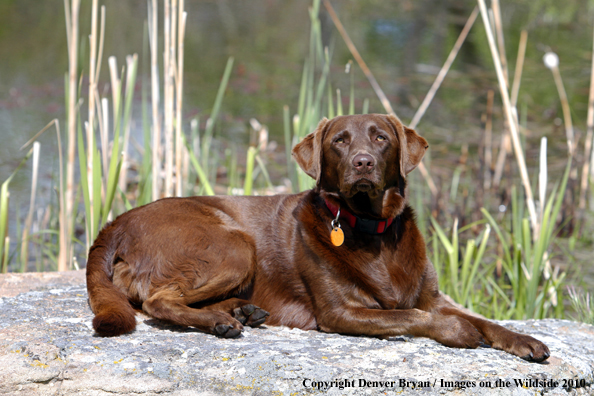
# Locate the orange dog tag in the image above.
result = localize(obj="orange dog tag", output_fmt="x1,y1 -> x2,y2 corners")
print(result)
330,227 -> 344,247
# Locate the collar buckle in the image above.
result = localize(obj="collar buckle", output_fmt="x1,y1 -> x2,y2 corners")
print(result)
324,198 -> 396,235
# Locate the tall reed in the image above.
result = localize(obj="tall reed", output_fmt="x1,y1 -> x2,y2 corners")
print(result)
19,142 -> 40,272
578,26 -> 594,222
62,0 -> 81,272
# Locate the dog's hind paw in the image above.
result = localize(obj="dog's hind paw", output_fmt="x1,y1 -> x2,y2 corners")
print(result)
214,323 -> 242,338
233,304 -> 269,327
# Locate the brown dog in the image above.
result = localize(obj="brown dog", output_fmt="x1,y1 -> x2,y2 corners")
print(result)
86,114 -> 549,362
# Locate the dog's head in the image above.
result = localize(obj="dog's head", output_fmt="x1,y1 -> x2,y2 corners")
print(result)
292,114 -> 428,206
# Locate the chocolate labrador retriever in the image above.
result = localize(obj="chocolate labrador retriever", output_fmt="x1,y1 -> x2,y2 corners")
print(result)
86,114 -> 549,362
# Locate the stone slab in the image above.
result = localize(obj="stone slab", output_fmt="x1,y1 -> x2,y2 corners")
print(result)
0,272 -> 592,395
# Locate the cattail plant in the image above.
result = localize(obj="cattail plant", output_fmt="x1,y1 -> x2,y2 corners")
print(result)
543,52 -> 574,157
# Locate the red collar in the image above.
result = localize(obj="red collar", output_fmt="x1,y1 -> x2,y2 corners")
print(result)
324,199 -> 396,234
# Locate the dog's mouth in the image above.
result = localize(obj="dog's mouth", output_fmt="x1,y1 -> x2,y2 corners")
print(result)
353,179 -> 374,191
341,177 -> 384,198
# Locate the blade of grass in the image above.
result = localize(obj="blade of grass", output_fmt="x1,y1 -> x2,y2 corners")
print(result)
182,132 -> 214,196
202,57 -> 234,177
243,146 -> 257,196
336,88 -> 343,116
362,98 -> 369,114
255,154 -> 274,190
462,224 -> 491,304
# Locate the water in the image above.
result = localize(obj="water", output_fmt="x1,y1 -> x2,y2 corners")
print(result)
0,0 -> 592,280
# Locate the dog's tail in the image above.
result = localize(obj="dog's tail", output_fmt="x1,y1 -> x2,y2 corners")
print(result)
86,223 -> 136,336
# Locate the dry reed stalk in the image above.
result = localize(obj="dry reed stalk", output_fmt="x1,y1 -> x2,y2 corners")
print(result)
484,89 -> 494,190
591,141 -> 594,211
62,0 -> 80,272
182,147 -> 190,195
417,163 -> 438,197
488,10 -> 496,49
20,141 -> 40,271
107,57 -> 121,205
491,6 -> 522,190
119,55 -> 138,195
169,0 -> 178,196
63,0 -> 71,56
149,0 -> 162,200
175,3 -> 187,197
322,0 -> 394,115
163,0 -> 175,197
510,30 -> 528,107
491,0 -> 509,86
86,0 -> 98,249
323,0 -> 437,195
492,127 -> 510,188
538,137 -> 548,222
95,7 -> 106,84
108,56 -> 120,124
477,0 -> 538,232
409,7 -> 478,129
100,97 -> 110,184
544,52 -> 575,156
578,26 -> 594,215
493,31 -> 527,188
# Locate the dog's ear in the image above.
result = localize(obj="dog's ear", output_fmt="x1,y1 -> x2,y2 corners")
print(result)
385,114 -> 429,177
292,117 -> 330,184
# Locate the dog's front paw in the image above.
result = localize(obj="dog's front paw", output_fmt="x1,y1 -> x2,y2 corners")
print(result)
232,304 -> 269,327
500,333 -> 550,362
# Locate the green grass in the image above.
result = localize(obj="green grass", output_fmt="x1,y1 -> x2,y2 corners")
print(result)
480,160 -> 571,320
567,286 -> 594,325
1,146 -> 35,273
431,217 -> 491,312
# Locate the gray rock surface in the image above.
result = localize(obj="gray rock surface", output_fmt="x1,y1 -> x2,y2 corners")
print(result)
0,271 -> 592,395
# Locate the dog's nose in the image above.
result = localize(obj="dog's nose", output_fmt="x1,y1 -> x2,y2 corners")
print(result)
352,153 -> 375,172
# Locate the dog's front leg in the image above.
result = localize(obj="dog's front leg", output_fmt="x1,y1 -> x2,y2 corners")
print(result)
316,307 -> 485,349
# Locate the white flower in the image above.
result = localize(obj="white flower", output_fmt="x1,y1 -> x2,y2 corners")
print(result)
543,52 -> 559,69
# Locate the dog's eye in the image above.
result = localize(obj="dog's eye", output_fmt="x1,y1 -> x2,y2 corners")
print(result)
376,135 -> 386,142
335,137 -> 345,144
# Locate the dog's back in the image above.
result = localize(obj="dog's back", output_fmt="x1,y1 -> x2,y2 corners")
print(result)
86,194 -> 308,336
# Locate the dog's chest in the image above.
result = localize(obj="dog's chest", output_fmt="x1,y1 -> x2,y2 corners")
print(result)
360,250 -> 423,310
